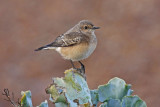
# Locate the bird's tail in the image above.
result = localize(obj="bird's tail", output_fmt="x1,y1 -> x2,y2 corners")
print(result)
35,46 -> 47,51
35,43 -> 55,51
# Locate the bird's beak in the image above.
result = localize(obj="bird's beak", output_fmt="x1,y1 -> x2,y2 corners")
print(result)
92,26 -> 100,29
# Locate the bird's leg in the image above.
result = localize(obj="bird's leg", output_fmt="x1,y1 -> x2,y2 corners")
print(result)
78,61 -> 85,74
70,60 -> 86,80
70,60 -> 77,78
70,60 -> 77,69
78,61 -> 86,80
70,60 -> 81,70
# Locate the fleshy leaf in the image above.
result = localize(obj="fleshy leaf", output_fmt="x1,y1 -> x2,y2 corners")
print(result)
46,69 -> 92,107
98,77 -> 132,102
55,102 -> 68,107
122,95 -> 147,107
37,100 -> 48,107
45,84 -> 66,103
100,102 -> 108,107
90,89 -> 99,107
107,99 -> 121,107
100,99 -> 121,107
21,90 -> 33,107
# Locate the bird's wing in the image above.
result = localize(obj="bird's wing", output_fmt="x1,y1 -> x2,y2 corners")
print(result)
47,32 -> 89,47
34,32 -> 89,51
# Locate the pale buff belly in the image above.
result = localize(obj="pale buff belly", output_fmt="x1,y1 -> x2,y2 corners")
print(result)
57,42 -> 97,61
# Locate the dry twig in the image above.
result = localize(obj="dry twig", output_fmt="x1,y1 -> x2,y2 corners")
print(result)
2,88 -> 20,107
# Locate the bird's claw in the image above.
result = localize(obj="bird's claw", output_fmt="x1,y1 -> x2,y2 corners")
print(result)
72,68 -> 86,80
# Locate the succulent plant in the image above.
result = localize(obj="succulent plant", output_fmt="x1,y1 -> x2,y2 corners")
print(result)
19,69 -> 146,107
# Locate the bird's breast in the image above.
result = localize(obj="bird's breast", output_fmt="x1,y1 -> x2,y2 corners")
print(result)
57,33 -> 97,61
84,34 -> 97,59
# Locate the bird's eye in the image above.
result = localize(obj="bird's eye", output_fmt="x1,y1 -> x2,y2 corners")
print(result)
84,26 -> 88,29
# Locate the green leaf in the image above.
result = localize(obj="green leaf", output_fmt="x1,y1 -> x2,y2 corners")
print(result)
21,90 -> 33,107
47,69 -> 92,106
107,99 -> 121,107
55,102 -> 68,107
100,99 -> 121,107
37,100 -> 48,107
90,89 -> 99,107
98,77 -> 132,102
63,70 -> 92,106
45,84 -> 66,103
122,95 -> 147,107
100,102 -> 108,107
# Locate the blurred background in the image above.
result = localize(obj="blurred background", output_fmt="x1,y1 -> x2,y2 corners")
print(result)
0,0 -> 160,106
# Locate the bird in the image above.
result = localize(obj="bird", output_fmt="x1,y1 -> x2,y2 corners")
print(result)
35,20 -> 100,75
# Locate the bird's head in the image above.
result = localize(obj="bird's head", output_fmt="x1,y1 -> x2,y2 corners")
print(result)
78,20 -> 100,35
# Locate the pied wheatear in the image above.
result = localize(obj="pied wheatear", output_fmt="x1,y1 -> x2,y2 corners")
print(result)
35,20 -> 100,74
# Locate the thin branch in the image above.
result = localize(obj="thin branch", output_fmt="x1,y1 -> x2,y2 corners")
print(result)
17,98 -> 21,106
2,88 -> 20,107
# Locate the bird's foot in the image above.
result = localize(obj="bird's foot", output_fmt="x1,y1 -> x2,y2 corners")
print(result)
72,67 -> 86,80
80,65 -> 85,74
70,60 -> 86,80
79,70 -> 86,81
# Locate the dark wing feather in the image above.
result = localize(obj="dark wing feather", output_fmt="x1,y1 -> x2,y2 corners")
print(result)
47,32 -> 88,47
